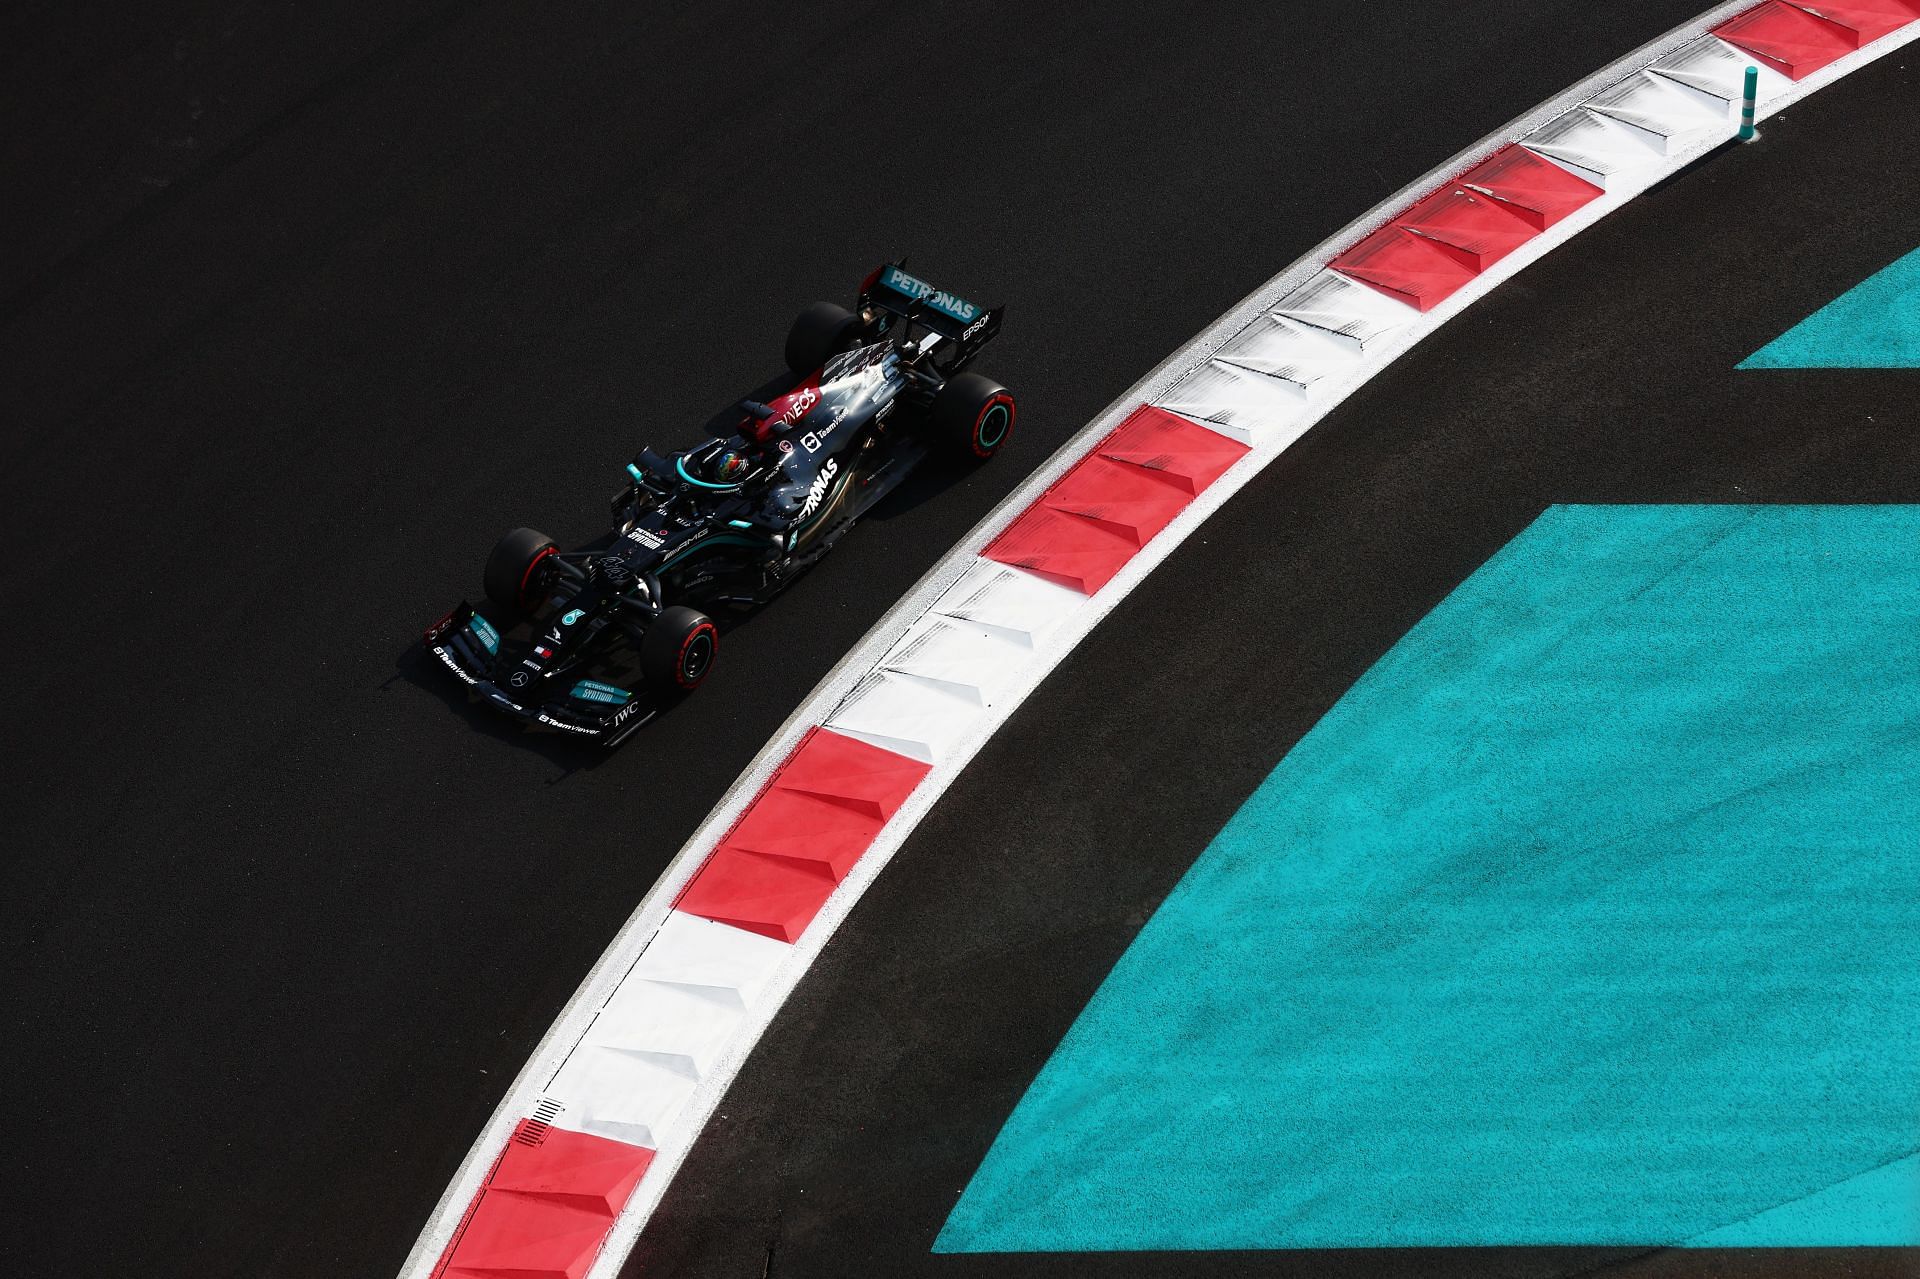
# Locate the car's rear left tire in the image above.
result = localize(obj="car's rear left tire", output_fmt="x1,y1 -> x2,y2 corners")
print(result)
931,372 -> 1016,462
641,605 -> 719,695
785,301 -> 860,375
484,527 -> 557,614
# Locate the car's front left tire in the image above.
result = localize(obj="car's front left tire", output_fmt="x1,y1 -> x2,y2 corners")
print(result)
641,605 -> 719,695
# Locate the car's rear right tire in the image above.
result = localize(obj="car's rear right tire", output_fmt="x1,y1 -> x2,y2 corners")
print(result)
931,372 -> 1016,462
785,301 -> 860,375
484,527 -> 557,614
641,605 -> 719,695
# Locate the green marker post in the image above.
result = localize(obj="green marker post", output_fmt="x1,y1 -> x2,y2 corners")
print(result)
1739,65 -> 1759,141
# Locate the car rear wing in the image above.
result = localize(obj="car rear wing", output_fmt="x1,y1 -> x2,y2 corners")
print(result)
859,263 -> 1003,352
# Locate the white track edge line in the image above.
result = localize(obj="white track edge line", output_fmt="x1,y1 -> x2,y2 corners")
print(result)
399,10 -> 1918,1276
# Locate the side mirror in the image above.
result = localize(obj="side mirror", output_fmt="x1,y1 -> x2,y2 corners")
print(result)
631,447 -> 676,478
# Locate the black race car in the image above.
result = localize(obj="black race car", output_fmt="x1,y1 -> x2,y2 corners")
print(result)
423,263 -> 1016,745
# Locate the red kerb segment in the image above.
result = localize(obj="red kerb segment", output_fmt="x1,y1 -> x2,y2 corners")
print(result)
674,727 -> 930,942
984,406 -> 1248,594
1796,0 -> 1920,42
1714,1 -> 1862,77
1459,144 -> 1603,230
434,1122 -> 654,1279
1331,145 -> 1604,310
1397,186 -> 1541,270
1330,227 -> 1480,311
1093,404 -> 1247,494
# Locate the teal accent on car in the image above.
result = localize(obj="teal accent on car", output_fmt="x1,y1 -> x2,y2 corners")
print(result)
939,504 -> 1920,1254
976,402 -> 1010,448
570,680 -> 630,705
880,265 -> 981,324
466,614 -> 500,655
675,455 -> 742,491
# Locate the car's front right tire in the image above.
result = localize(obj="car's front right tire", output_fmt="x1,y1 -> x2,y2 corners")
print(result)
483,527 -> 556,614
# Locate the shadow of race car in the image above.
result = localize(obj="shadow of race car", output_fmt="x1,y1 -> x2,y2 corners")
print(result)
423,263 -> 1016,746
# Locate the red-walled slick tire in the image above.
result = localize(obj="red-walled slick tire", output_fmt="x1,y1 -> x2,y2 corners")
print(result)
932,372 -> 1015,462
641,606 -> 719,695
483,527 -> 557,614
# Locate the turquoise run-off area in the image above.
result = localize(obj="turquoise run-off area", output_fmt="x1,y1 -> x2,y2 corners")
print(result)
1741,244 -> 1920,367
938,505 -> 1920,1252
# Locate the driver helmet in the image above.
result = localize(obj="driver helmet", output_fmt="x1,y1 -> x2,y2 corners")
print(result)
714,448 -> 750,483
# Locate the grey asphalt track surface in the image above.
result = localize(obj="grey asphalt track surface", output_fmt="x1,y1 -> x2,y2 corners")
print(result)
639,51 -> 1920,1279
2,2 -> 1845,1276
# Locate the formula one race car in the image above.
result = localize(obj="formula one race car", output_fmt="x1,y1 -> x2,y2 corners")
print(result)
424,263 -> 1015,745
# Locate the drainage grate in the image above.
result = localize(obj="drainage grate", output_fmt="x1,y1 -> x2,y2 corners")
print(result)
516,1097 -> 564,1146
